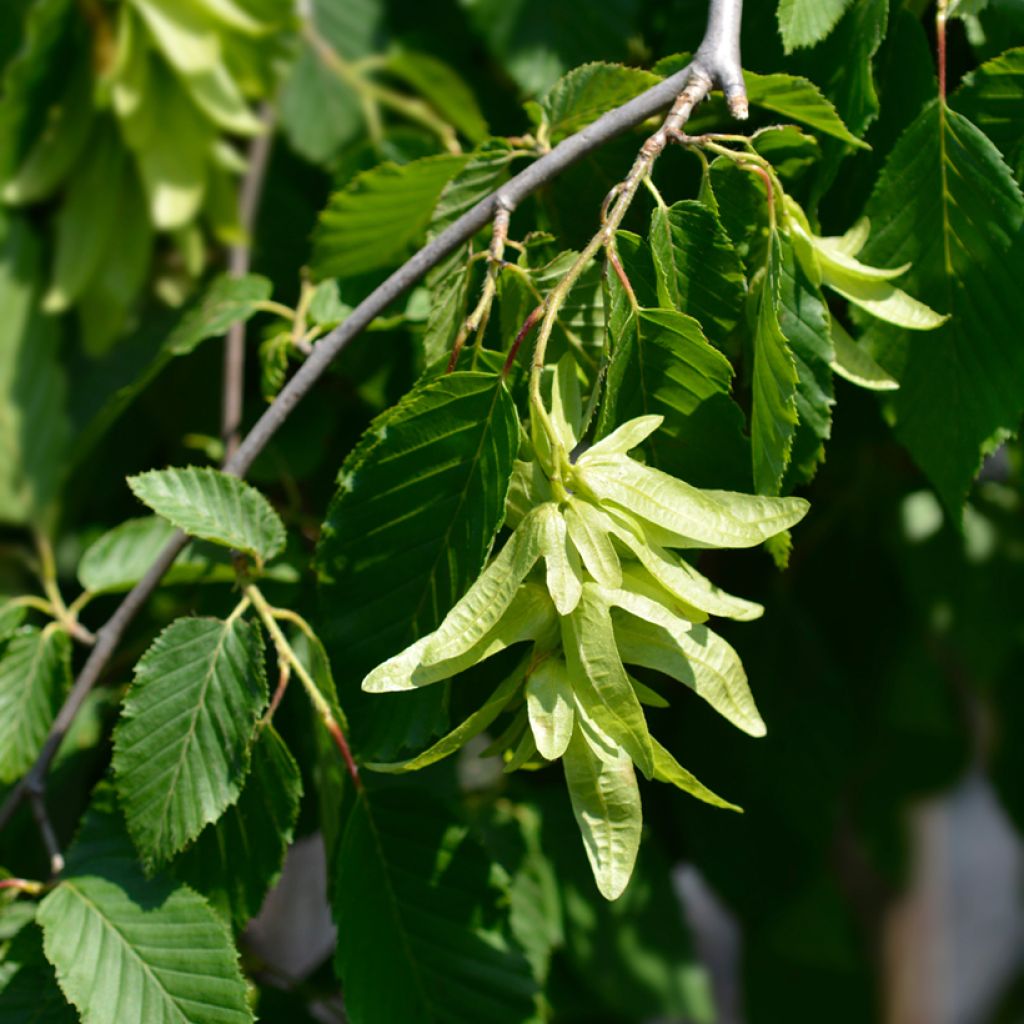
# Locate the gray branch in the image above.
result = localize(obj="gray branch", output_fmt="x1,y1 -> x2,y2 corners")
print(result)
0,0 -> 745,842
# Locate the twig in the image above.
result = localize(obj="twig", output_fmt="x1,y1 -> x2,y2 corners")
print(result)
29,791 -> 64,876
448,200 -> 514,372
222,104 -> 275,462
0,0 -> 745,847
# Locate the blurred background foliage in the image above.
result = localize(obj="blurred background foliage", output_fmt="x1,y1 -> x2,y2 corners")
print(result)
1,0 -> 1023,1021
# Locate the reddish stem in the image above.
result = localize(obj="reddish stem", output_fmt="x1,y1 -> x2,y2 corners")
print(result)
937,11 -> 947,102
266,663 -> 290,721
446,324 -> 470,374
607,249 -> 638,307
503,305 -> 542,377
325,716 -> 362,790
0,878 -> 40,894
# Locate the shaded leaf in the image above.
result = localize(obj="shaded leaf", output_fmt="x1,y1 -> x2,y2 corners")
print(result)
113,616 -> 268,867
751,234 -> 800,496
777,237 -> 835,487
649,200 -> 746,347
860,102 -> 1024,514
387,50 -> 488,144
333,788 -> 538,1022
71,273 -> 272,463
461,0 -> 640,95
0,213 -> 68,526
0,626 -> 70,784
175,726 -> 302,927
951,46 -> 1024,180
0,918 -> 77,1023
279,40 -> 362,166
316,372 -> 519,758
598,235 -> 749,490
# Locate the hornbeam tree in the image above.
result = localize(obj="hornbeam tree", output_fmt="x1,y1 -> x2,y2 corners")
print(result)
0,0 -> 1022,1020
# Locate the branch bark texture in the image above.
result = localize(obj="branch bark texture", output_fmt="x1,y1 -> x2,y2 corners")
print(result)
0,0 -> 746,840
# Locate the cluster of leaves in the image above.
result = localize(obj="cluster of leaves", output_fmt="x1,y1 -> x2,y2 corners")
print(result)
1,0 -> 1023,1022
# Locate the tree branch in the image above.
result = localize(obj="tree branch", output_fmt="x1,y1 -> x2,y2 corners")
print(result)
221,104 -> 275,461
0,0 -> 745,845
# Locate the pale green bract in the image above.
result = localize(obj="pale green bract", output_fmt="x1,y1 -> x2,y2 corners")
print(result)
783,198 -> 948,333
361,356 -> 809,900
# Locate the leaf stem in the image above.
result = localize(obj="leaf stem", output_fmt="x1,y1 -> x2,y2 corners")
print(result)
0,877 -> 45,895
2,595 -> 56,618
245,584 -> 361,789
449,202 -> 514,372
33,533 -> 95,646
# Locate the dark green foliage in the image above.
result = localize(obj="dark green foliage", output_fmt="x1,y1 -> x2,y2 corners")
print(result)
1,2 -> 1022,1022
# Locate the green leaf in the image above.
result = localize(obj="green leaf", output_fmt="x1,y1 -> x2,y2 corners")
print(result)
777,237 -> 835,487
423,141 -> 519,365
279,40 -> 362,166
386,50 -> 489,144
0,602 -> 27,642
562,701 -> 642,901
951,47 -> 1024,180
71,273 -> 272,462
0,0 -> 84,183
316,371 -> 519,758
751,234 -> 800,496
526,657 -> 575,760
2,55 -> 93,205
37,787 -> 253,1024
777,0 -> 854,53
574,452 -> 808,549
332,788 -> 538,1022
175,726 -> 302,927
77,516 -> 296,594
829,319 -> 897,391
561,585 -> 654,778
0,626 -> 70,784
117,61 -> 213,231
860,102 -> 1024,514
649,201 -> 746,346
535,62 -> 659,143
0,919 -> 77,1023
539,504 -> 583,616
607,590 -> 765,736
165,273 -> 274,350
651,736 -> 740,811
307,0 -> 383,60
596,294 -> 750,491
0,213 -> 68,526
365,655 -> 528,773
564,498 -> 622,589
368,578 -> 553,693
128,466 -> 286,567
461,0 -> 640,95
744,71 -> 868,148
112,615 -> 268,867
545,803 -> 713,1020
311,154 -> 469,280
605,514 -> 764,621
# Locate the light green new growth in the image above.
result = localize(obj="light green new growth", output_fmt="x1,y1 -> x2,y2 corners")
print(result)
362,355 -> 808,900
